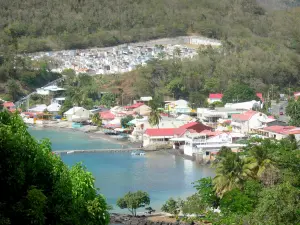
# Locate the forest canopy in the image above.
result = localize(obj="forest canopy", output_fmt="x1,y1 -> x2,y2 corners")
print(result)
1,0 -> 300,103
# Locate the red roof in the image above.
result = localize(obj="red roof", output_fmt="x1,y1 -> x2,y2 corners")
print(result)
232,110 -> 257,121
3,102 -> 15,108
175,122 -> 212,136
99,111 -> 115,120
262,126 -> 300,135
256,93 -> 264,102
144,128 -> 176,137
209,93 -> 223,99
124,102 -> 144,109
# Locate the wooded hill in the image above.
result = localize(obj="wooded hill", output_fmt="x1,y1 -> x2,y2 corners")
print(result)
0,0 -> 300,102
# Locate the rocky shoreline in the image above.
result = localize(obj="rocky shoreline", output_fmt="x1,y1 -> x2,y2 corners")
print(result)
110,213 -> 194,225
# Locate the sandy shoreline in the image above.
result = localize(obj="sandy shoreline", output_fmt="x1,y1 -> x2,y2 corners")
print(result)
29,122 -> 142,148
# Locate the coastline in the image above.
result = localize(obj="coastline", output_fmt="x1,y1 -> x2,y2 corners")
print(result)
30,122 -> 141,148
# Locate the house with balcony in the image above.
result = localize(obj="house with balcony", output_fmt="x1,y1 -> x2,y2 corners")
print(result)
197,107 -> 246,128
183,132 -> 245,162
142,121 -> 212,147
231,110 -> 268,134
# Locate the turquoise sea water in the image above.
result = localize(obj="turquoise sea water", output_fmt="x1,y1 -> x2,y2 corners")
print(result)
29,127 -> 214,213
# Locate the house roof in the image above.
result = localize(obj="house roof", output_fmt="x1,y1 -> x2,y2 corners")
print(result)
209,93 -> 223,99
64,107 -> 85,115
262,126 -> 300,135
175,122 -> 212,136
124,102 -> 144,109
99,111 -> 115,120
232,110 -> 258,121
144,128 -> 176,137
3,102 -> 15,108
256,93 -> 264,102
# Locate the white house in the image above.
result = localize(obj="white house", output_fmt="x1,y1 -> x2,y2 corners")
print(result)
63,107 -> 91,122
183,132 -> 245,162
47,103 -> 61,115
225,100 -> 261,110
166,99 -> 191,114
28,104 -> 47,112
231,110 -> 268,134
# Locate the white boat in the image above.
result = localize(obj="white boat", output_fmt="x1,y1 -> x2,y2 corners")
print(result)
67,151 -> 75,154
131,151 -> 146,156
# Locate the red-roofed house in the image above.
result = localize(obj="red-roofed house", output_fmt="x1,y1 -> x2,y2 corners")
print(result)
231,110 -> 268,134
208,93 -> 223,104
124,102 -> 151,116
143,128 -> 176,146
258,126 -> 300,140
294,92 -> 300,100
99,111 -> 115,124
3,101 -> 15,110
143,122 -> 212,147
256,93 -> 264,102
174,121 -> 212,137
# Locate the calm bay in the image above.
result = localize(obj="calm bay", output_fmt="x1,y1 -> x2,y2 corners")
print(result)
29,127 -> 214,213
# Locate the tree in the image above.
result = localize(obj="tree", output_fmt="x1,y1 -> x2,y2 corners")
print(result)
220,189 -> 254,216
161,198 -> 182,217
100,93 -> 116,108
213,151 -> 256,196
222,84 -> 258,104
286,98 -> 300,126
181,194 -> 206,216
145,207 -> 156,214
91,113 -> 102,127
116,191 -> 150,216
251,182 -> 300,225
121,115 -> 134,128
193,177 -> 219,208
0,111 -> 110,225
148,100 -> 161,128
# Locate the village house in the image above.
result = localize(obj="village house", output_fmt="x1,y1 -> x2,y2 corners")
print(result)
99,111 -> 115,125
197,107 -> 246,128
165,99 -> 191,115
64,107 -> 91,122
2,101 -> 16,112
124,102 -> 151,116
257,126 -> 300,141
207,93 -> 223,104
182,132 -> 245,163
231,110 -> 269,134
142,122 -> 211,147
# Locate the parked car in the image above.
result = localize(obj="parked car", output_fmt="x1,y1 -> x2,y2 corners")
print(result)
279,112 -> 284,115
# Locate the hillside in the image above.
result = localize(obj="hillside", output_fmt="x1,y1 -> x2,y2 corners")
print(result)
0,0 -> 300,101
257,0 -> 300,10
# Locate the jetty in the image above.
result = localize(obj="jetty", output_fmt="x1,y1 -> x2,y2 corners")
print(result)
53,148 -> 143,154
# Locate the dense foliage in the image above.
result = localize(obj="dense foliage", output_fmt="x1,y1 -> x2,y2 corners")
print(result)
1,0 -> 300,104
286,98 -> 300,126
116,191 -> 150,216
0,112 -> 110,225
164,137 -> 300,224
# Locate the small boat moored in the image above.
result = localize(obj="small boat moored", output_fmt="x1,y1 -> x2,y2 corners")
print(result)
131,150 -> 146,156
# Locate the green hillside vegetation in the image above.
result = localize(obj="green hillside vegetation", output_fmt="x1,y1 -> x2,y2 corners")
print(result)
0,112 -> 110,225
0,0 -> 300,103
163,137 -> 300,224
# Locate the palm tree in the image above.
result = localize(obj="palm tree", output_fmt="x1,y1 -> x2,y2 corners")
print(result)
248,144 -> 275,178
149,108 -> 161,128
148,100 -> 161,128
213,151 -> 256,197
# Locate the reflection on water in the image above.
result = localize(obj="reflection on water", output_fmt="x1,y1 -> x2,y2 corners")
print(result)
28,128 -> 215,212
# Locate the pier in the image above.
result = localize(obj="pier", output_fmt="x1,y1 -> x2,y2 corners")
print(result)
53,148 -> 142,154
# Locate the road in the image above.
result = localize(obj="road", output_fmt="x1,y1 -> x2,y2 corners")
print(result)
15,77 -> 65,108
270,100 -> 289,123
